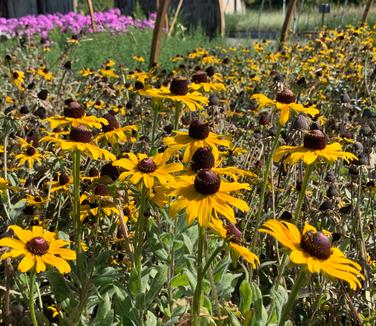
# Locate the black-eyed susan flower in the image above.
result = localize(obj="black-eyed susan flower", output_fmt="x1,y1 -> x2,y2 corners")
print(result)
251,89 -> 319,125
0,225 -> 76,273
140,77 -> 209,111
169,169 -> 250,226
10,70 -> 25,90
15,147 -> 43,169
46,101 -> 108,129
163,120 -> 231,162
274,128 -> 357,165
209,219 -> 259,268
132,55 -> 145,63
189,147 -> 256,181
40,125 -> 116,161
188,71 -> 226,93
94,113 -> 138,145
259,220 -> 364,290
47,173 -> 72,193
113,151 -> 183,189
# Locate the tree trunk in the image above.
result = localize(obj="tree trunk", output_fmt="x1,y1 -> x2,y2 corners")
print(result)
279,0 -> 298,48
149,0 -> 171,67
361,0 -> 374,26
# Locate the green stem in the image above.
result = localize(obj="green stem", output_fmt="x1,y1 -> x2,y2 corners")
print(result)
134,185 -> 147,292
29,270 -> 38,326
279,269 -> 308,326
294,163 -> 313,225
150,104 -> 158,152
174,102 -> 182,130
72,150 -> 81,252
251,123 -> 282,252
191,226 -> 205,325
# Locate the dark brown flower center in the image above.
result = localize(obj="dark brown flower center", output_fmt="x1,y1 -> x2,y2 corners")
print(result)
192,71 -> 208,84
303,129 -> 327,150
102,113 -> 120,132
194,169 -> 221,195
188,120 -> 209,140
63,101 -> 85,118
137,158 -> 157,173
59,173 -> 70,185
69,125 -> 92,143
101,163 -> 119,181
276,88 -> 296,104
26,147 -> 36,156
300,231 -> 332,260
225,223 -> 242,244
205,66 -> 215,77
26,237 -> 49,255
89,167 -> 99,177
191,147 -> 215,172
170,77 -> 189,95
94,184 -> 110,196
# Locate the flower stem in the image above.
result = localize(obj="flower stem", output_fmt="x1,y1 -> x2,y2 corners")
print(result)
134,185 -> 147,292
29,269 -> 38,326
174,102 -> 182,130
294,163 -> 313,225
72,150 -> 81,252
278,269 -> 307,326
251,123 -> 282,252
150,104 -> 158,152
191,225 -> 205,325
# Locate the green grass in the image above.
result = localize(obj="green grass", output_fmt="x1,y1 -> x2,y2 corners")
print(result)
225,5 -> 376,33
0,28 -> 226,72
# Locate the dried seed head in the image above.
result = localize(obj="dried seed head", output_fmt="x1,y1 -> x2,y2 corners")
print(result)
100,163 -> 119,181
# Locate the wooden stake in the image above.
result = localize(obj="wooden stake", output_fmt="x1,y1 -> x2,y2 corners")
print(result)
150,0 -> 171,67
218,0 -> 225,37
361,0 -> 374,26
86,0 -> 96,32
279,0 -> 298,49
168,0 -> 184,37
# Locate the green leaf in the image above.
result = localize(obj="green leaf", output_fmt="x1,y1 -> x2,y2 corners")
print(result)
249,281 -> 267,326
268,285 -> 288,323
145,311 -> 158,326
239,279 -> 252,315
170,273 -> 190,288
92,293 -> 114,326
145,265 -> 168,306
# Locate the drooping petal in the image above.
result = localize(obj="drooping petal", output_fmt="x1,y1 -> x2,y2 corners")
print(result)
18,253 -> 35,273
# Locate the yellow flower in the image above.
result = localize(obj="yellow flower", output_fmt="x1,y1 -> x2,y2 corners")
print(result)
169,169 -> 250,226
140,77 -> 208,111
40,125 -> 116,161
209,219 -> 259,268
259,220 -> 364,290
188,71 -> 225,93
274,129 -> 357,165
0,225 -> 76,273
11,70 -> 25,90
132,55 -> 145,63
36,66 -> 53,81
80,67 -> 94,77
163,120 -> 231,162
46,115 -> 108,130
15,147 -> 43,169
113,151 -> 183,189
99,67 -> 119,78
251,93 -> 319,125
